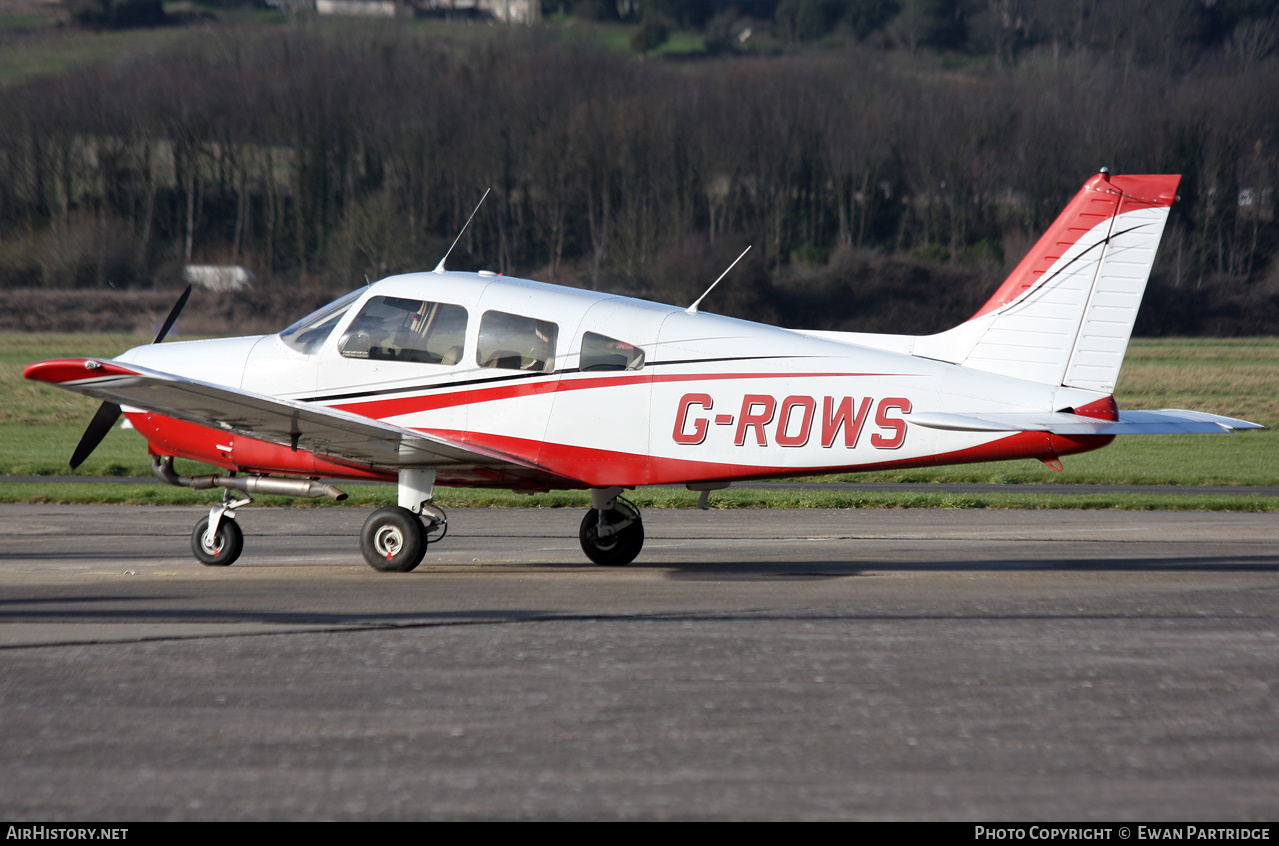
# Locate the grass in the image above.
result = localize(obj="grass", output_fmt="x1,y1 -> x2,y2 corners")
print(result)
1,333 -> 139,477
0,13 -> 716,90
0,12 -> 60,30
0,333 -> 224,476
0,25 -> 195,86
3,334 -> 1276,508
816,337 -> 1279,487
812,433 -> 1277,486
4,480 -> 1277,513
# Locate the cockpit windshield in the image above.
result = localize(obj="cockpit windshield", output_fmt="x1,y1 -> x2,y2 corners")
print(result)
279,289 -> 363,354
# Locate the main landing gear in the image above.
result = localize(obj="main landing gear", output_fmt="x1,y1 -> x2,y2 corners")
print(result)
355,468 -> 447,573
579,487 -> 644,566
359,503 -> 447,572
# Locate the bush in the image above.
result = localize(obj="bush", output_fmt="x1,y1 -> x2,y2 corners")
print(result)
68,0 -> 167,28
789,245 -> 829,266
631,17 -> 670,55
910,244 -> 950,265
960,237 -> 1004,267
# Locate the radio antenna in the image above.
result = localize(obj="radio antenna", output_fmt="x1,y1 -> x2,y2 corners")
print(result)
433,188 -> 491,274
687,245 -> 751,315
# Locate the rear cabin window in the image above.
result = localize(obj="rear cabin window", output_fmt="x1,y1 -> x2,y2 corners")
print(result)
580,332 -> 645,372
338,296 -> 468,365
477,311 -> 558,373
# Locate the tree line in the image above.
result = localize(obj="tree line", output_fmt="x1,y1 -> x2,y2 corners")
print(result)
0,14 -> 1277,335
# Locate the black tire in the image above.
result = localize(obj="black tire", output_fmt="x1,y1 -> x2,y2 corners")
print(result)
360,506 -> 427,572
579,503 -> 644,566
192,516 -> 244,567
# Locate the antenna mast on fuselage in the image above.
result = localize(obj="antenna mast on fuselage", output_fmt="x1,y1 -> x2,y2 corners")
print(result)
433,189 -> 491,274
686,245 -> 751,315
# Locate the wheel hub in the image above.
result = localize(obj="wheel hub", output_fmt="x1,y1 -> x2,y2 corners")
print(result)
590,525 -> 618,551
201,531 -> 223,555
374,525 -> 404,559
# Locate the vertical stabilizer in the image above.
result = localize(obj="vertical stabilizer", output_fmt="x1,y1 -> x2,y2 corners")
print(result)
913,172 -> 1180,392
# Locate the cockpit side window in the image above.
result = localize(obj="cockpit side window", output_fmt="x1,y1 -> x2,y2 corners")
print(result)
477,311 -> 558,372
338,296 -> 468,365
279,289 -> 362,354
580,332 -> 645,371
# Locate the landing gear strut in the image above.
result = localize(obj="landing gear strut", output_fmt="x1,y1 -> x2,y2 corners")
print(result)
358,468 -> 448,572
579,487 -> 643,566
360,506 -> 428,572
191,488 -> 249,566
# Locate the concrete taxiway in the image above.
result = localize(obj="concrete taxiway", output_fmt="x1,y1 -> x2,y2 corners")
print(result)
0,504 -> 1276,820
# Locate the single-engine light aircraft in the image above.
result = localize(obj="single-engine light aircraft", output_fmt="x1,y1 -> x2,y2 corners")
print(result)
25,171 -> 1264,571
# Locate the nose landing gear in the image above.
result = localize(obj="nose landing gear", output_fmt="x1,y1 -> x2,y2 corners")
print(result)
192,511 -> 244,566
192,488 -> 251,567
154,456 -> 348,568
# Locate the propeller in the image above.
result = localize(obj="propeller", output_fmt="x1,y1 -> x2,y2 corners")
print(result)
68,285 -> 192,470
151,284 -> 191,344
69,400 -> 124,470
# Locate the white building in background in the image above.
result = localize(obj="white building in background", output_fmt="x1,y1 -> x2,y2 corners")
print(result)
184,265 -> 255,293
315,0 -> 398,15
479,0 -> 540,22
314,0 -> 540,22
428,1 -> 539,22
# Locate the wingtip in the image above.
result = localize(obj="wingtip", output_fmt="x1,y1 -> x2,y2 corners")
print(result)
24,359 -> 134,385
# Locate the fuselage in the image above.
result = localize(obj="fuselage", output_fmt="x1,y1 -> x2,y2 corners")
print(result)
116,271 -> 1116,489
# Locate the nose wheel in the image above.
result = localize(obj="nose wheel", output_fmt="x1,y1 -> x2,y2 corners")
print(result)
579,498 -> 644,566
192,514 -> 244,566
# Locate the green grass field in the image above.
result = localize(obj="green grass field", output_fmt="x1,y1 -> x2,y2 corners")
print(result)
4,479 -> 1278,513
0,24 -> 196,86
0,13 -> 716,90
2,334 -> 1276,507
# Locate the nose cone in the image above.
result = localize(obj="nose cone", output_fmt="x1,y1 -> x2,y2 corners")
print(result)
115,335 -> 264,390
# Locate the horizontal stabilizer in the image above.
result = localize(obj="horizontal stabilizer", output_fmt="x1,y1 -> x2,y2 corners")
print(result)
908,409 -> 1265,436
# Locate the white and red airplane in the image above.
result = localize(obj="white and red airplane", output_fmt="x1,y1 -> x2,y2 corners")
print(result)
24,171 -> 1262,571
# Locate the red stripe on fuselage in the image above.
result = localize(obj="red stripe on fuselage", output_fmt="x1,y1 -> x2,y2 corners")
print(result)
330,369 -> 897,420
414,427 -> 1113,488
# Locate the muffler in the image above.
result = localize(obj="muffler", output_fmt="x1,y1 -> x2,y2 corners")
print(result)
152,455 -> 347,500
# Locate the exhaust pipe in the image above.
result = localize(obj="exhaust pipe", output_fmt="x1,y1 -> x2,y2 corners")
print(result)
152,456 -> 347,501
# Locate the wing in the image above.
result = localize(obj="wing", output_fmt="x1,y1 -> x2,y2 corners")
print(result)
908,409 -> 1265,435
24,358 -> 551,475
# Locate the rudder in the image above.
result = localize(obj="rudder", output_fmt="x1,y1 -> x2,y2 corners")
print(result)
913,171 -> 1180,393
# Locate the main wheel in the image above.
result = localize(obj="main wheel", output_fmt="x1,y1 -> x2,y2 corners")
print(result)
192,516 -> 244,566
360,506 -> 428,572
579,502 -> 644,566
